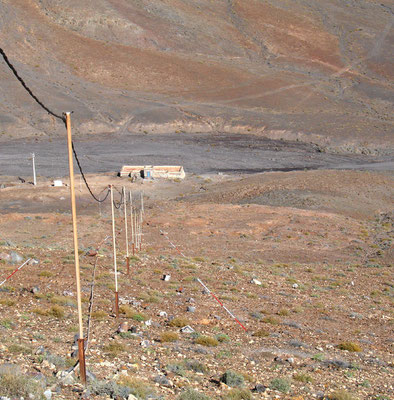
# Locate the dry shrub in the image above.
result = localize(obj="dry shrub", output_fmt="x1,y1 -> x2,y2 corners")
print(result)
161,332 -> 179,342
338,342 -> 362,352
252,328 -> 269,338
195,336 -> 219,347
169,317 -> 190,328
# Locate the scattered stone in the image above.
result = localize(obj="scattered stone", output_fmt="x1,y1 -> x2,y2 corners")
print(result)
292,283 -> 299,289
251,278 -> 262,285
128,395 -> 138,400
289,340 -> 307,348
0,252 -> 10,261
180,325 -> 195,333
323,359 -> 353,369
43,389 -> 52,400
349,312 -> 363,319
158,311 -> 168,318
162,274 -> 171,281
9,251 -> 23,264
63,290 -> 73,297
187,306 -> 196,313
31,286 -> 40,294
253,384 -> 267,393
187,297 -> 195,303
56,370 -> 75,385
35,345 -> 46,355
86,249 -> 97,257
140,340 -> 150,347
86,370 -> 97,382
28,258 -> 40,265
153,375 -> 171,387
117,322 -> 129,333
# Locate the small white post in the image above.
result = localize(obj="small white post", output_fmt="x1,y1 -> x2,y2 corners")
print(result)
123,187 -> 129,258
31,153 -> 36,186
141,191 -> 144,214
129,191 -> 134,251
110,186 -> 118,292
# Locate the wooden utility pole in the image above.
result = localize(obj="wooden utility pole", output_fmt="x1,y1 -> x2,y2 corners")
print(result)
123,186 -> 129,274
31,153 -> 36,186
129,191 -> 135,256
110,185 -> 119,318
65,112 -> 86,384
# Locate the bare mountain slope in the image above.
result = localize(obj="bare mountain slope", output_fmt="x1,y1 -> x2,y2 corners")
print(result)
0,0 -> 393,151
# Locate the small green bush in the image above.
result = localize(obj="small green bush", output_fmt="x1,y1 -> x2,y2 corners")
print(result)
39,270 -> 53,277
215,333 -> 230,343
220,370 -> 244,388
104,342 -> 126,357
166,363 -> 186,376
328,389 -> 358,400
0,374 -> 44,398
117,376 -> 156,399
222,388 -> 252,400
270,377 -> 291,393
184,359 -> 208,374
50,296 -> 76,307
8,344 -> 32,355
178,388 -> 211,400
293,372 -> 313,383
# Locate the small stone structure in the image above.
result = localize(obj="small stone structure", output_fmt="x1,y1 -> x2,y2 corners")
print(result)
120,165 -> 185,180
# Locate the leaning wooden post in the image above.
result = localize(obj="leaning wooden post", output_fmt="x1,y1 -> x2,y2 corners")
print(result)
65,112 -> 86,384
129,191 -> 135,256
123,186 -> 129,274
110,185 -> 119,318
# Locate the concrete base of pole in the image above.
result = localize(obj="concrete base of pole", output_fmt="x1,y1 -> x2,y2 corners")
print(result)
126,257 -> 130,275
78,338 -> 87,384
115,291 -> 119,319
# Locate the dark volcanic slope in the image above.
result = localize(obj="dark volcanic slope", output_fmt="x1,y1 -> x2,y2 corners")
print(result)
0,0 -> 393,151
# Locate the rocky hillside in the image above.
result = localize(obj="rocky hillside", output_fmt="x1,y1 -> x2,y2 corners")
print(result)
0,0 -> 393,151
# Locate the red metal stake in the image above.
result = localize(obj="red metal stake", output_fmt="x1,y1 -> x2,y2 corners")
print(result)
115,291 -> 119,319
78,338 -> 87,384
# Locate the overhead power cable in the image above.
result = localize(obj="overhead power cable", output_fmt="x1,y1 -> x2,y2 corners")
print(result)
0,46 -> 112,204
0,47 -> 65,123
71,142 -> 110,203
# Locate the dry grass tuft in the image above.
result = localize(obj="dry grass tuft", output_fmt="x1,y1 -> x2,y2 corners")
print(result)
160,331 -> 179,342
338,342 -> 362,352
195,336 -> 219,347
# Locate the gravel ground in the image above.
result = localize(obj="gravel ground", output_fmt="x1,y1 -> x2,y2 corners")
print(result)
0,133 -> 392,179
